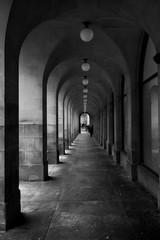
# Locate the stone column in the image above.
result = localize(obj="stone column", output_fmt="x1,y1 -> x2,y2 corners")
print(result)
98,112 -> 101,143
46,82 -> 57,164
19,122 -> 48,181
107,96 -> 114,155
0,1 -> 21,229
58,96 -> 64,156
126,74 -> 140,181
63,99 -> 68,151
100,109 -> 103,146
95,113 -> 100,142
103,105 -> 107,149
70,107 -> 73,143
72,110 -> 79,140
113,94 -> 122,164
68,103 -> 72,146
154,52 -> 160,208
4,58 -> 21,229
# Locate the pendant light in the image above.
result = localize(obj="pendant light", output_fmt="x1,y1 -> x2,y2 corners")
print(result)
80,22 -> 94,42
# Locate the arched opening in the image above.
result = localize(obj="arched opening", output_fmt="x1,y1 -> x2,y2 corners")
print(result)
142,37 -> 158,172
3,0 -> 160,232
151,86 -> 159,173
138,36 -> 159,200
121,75 -> 127,152
80,113 -> 90,133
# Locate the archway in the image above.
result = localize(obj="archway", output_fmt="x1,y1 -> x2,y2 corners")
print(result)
139,36 -> 159,201
80,113 -> 90,133
3,0 -> 160,231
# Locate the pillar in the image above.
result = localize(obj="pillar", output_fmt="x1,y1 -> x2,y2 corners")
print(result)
0,1 -> 21,229
100,109 -> 103,146
63,99 -> 67,151
107,96 -> 114,155
68,103 -> 72,146
155,53 -> 160,208
46,78 -> 57,164
113,94 -> 122,164
126,74 -> 140,181
103,105 -> 107,149
58,95 -> 64,156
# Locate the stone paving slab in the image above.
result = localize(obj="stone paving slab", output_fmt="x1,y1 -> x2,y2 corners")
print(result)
1,133 -> 160,240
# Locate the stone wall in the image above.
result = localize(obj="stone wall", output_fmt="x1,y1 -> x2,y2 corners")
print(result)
19,123 -> 44,181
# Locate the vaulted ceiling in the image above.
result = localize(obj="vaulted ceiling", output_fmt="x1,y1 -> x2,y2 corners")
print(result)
6,0 -> 160,115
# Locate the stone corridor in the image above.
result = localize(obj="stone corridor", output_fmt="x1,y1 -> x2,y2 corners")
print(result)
1,133 -> 160,240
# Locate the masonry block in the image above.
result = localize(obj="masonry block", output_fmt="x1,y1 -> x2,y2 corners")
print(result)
0,127 -> 4,151
0,189 -> 21,230
47,151 -> 57,164
113,149 -> 120,164
24,124 -> 42,138
25,151 -> 42,164
127,149 -> 139,181
0,178 -> 4,201
19,123 -> 47,181
0,152 -> 4,178
19,138 -> 34,151
138,165 -> 158,201
19,164 -> 44,181
34,138 -> 42,151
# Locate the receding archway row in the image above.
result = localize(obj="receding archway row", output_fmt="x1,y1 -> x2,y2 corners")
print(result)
1,0 -> 160,231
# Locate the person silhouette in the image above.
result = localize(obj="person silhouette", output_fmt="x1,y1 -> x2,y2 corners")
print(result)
89,125 -> 93,137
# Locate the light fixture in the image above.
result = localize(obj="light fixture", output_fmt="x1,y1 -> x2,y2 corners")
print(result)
83,88 -> 88,94
80,22 -> 94,42
81,59 -> 90,71
83,94 -> 87,99
82,76 -> 89,86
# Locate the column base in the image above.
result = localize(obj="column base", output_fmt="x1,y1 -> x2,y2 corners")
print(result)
64,139 -> 69,150
107,143 -> 112,155
113,149 -> 120,164
68,138 -> 72,146
57,149 -> 59,163
63,143 -> 65,154
103,139 -> 107,149
47,151 -> 57,164
126,160 -> 137,181
158,188 -> 160,209
0,189 -> 21,231
58,143 -> 64,155
43,161 -> 48,181
127,149 -> 139,181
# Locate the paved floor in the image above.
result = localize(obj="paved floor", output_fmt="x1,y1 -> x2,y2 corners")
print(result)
1,133 -> 160,239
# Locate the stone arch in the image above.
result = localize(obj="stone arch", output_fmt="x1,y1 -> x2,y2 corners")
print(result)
3,0 -> 160,230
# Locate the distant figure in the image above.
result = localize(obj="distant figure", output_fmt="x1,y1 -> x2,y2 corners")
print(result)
86,125 -> 89,132
89,125 -> 93,137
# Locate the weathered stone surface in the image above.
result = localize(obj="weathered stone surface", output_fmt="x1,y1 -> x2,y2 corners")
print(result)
19,139 -> 35,151
1,134 -> 160,238
47,151 -> 57,164
19,164 -> 44,181
24,124 -> 42,138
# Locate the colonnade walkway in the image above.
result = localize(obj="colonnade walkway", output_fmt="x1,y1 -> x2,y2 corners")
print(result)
1,133 -> 160,240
